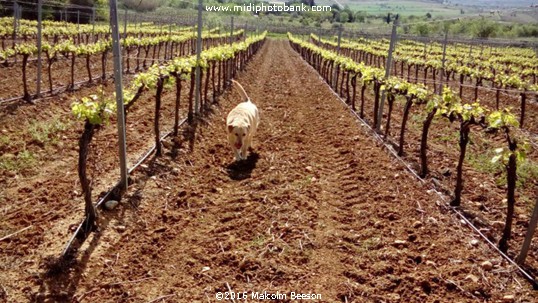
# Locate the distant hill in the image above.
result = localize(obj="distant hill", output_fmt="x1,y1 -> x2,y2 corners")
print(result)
447,0 -> 536,7
257,0 -> 538,23
314,0 -> 537,9
312,0 -> 467,17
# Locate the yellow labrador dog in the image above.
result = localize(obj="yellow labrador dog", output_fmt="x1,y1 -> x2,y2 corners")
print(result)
226,80 -> 259,161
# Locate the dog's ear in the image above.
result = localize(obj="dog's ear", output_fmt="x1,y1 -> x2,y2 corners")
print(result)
228,125 -> 234,133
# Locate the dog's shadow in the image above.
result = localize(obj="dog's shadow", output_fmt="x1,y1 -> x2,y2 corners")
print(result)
226,151 -> 260,180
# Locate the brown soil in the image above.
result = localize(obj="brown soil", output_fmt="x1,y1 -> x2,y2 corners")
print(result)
1,39 -> 537,302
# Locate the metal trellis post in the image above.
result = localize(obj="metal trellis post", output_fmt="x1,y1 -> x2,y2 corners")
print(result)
36,0 -> 43,98
92,7 -> 96,36
194,0 -> 203,115
376,18 -> 399,133
123,8 -> 127,39
109,0 -> 129,191
17,4 -> 21,28
228,16 -> 234,81
12,2 -> 17,47
437,30 -> 448,94
230,16 -> 234,43
332,25 -> 342,88
469,44 -> 473,58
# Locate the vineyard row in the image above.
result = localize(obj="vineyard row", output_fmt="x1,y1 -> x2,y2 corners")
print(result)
289,33 -> 534,260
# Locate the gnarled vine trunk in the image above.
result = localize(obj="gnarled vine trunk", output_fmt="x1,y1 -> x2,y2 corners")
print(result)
174,74 -> 182,136
384,94 -> 395,138
351,75 -> 357,110
451,121 -> 471,207
360,84 -> 367,118
499,135 -> 518,253
398,96 -> 413,156
373,82 -> 381,129
188,68 -> 195,123
22,54 -> 31,101
520,91 -> 527,128
420,109 -> 437,178
77,121 -> 97,239
154,78 -> 164,157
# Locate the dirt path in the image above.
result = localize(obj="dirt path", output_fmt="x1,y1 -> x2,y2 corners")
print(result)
19,39 -> 536,302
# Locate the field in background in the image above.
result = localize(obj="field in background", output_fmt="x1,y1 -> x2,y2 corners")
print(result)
315,0 -> 472,17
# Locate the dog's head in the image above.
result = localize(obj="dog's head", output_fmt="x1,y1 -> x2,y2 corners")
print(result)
228,124 -> 249,149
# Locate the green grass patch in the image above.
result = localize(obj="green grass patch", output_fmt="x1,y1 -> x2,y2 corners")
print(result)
28,116 -> 70,146
360,236 -> 381,253
0,135 -> 9,146
466,149 -> 503,175
437,130 -> 459,142
249,235 -> 266,247
0,150 -> 37,172
516,159 -> 538,189
291,175 -> 314,189
467,150 -> 538,189
406,111 -> 426,132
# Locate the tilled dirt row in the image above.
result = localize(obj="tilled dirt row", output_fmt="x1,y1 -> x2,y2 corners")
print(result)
16,39 -> 533,302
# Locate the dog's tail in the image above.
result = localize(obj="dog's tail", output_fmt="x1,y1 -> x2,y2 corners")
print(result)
231,79 -> 250,102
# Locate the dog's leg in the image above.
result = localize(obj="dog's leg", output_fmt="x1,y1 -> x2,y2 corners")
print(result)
240,143 -> 248,160
241,136 -> 252,159
247,130 -> 255,149
233,147 -> 241,161
249,131 -> 256,149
